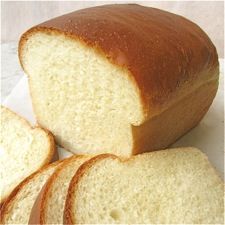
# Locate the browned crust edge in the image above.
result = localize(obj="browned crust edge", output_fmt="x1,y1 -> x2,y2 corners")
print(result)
0,160 -> 62,224
0,105 -> 56,205
29,155 -> 93,224
131,78 -> 219,155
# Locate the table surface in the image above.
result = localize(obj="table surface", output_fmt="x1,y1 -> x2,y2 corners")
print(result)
2,42 -> 24,101
2,42 -> 224,179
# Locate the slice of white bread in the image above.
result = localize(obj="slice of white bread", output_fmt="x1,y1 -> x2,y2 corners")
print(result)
0,161 -> 61,224
0,106 -> 55,205
64,147 -> 224,224
28,155 -> 92,224
19,4 -> 219,156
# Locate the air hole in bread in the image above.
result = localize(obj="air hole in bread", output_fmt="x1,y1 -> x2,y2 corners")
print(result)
110,209 -> 122,220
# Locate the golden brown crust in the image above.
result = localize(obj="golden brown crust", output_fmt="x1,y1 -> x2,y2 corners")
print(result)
19,4 -> 219,119
64,154 -> 118,224
132,78 -> 218,154
0,160 -> 62,224
28,180 -> 46,225
35,126 -> 57,163
28,155 -> 92,224
0,106 -> 57,205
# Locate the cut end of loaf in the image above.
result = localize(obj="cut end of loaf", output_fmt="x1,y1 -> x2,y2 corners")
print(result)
20,29 -> 144,156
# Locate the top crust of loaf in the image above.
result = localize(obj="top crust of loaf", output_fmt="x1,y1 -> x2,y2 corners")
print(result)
19,4 -> 219,120
0,106 -> 56,204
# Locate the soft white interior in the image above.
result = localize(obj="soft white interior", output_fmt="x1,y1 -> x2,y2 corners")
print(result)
44,156 -> 91,224
72,148 -> 224,224
2,163 -> 58,224
21,31 -> 144,156
0,107 -> 51,202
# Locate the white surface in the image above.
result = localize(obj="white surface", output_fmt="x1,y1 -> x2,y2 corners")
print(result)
1,42 -> 23,101
2,60 -> 224,179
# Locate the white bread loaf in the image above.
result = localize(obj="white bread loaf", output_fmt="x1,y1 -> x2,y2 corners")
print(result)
64,148 -> 224,224
0,106 -> 55,205
28,155 -> 92,224
0,161 -> 61,224
19,4 -> 219,156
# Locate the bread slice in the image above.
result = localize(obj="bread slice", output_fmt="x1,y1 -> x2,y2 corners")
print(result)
19,4 -> 219,156
0,161 -> 61,224
0,106 -> 55,205
28,155 -> 92,224
65,148 -> 224,224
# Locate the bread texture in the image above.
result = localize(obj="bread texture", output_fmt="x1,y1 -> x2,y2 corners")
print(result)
19,4 -> 219,156
0,106 -> 55,205
29,155 -> 92,224
64,148 -> 224,224
0,161 -> 61,224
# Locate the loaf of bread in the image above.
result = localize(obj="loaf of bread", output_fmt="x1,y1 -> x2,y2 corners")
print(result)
19,4 -> 219,156
28,155 -> 92,224
0,161 -> 61,224
64,148 -> 224,224
0,106 -> 55,205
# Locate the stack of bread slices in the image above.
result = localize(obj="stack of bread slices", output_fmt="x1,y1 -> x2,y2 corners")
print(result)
1,4 -> 224,225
